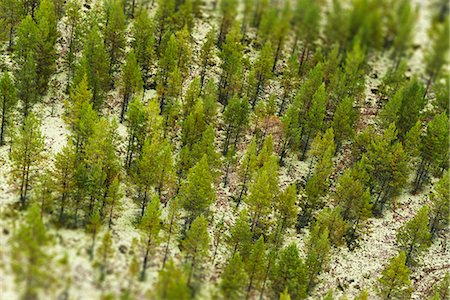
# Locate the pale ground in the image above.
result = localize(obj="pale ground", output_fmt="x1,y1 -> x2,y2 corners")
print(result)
0,0 -> 449,299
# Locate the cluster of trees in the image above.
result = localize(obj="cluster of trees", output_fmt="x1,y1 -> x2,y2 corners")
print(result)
1,0 -> 448,299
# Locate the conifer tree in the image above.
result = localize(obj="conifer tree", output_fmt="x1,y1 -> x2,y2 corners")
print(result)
245,236 -> 267,298
218,23 -> 243,106
278,52 -> 300,115
222,96 -> 250,155
179,156 -> 215,225
53,142 -> 76,224
413,113 -> 449,193
10,113 -> 45,207
428,170 -> 449,239
429,272 -> 449,300
154,0 -> 175,49
0,72 -> 17,145
271,3 -> 291,72
139,195 -> 162,281
424,17 -> 449,95
35,0 -> 58,94
103,0 -> 127,81
162,199 -> 181,267
397,206 -> 432,266
236,139 -> 258,207
132,10 -> 155,79
120,50 -> 143,122
199,29 -> 216,90
272,184 -> 298,247
63,0 -> 84,92
305,225 -> 330,293
75,26 -> 109,111
315,208 -> 349,247
227,209 -> 252,259
182,215 -> 210,286
124,98 -> 149,170
248,42 -> 273,108
217,0 -> 237,48
87,210 -> 101,260
11,204 -> 53,300
153,259 -> 190,300
332,97 -> 357,150
14,51 -> 38,120
95,230 -> 114,282
220,253 -> 248,300
377,252 -> 412,300
270,243 -> 307,300
0,0 -> 24,49
292,0 -> 320,65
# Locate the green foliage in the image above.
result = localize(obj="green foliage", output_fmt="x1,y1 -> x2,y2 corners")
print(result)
429,272 -> 449,300
103,0 -> 126,80
227,209 -> 252,259
153,259 -> 191,300
397,206 -> 432,266
11,204 -> 53,300
0,72 -> 17,145
120,50 -> 143,122
10,113 -> 45,206
377,252 -> 412,300
245,236 -> 267,297
95,230 -> 114,282
179,156 -> 215,223
132,10 -> 155,77
429,170 -> 450,239
306,224 -> 330,293
220,253 -> 248,300
332,97 -> 357,149
270,243 -> 307,300
248,42 -> 273,107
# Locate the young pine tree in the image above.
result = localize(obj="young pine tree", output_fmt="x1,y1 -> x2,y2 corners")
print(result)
139,195 -> 162,281
95,230 -> 114,282
0,72 -> 17,145
10,113 -> 45,207
152,259 -> 191,300
11,204 -> 53,300
245,236 -> 267,298
305,225 -> 330,293
396,206 -> 432,266
220,253 -> 248,300
120,50 -> 143,123
428,170 -> 450,239
182,215 -> 210,286
377,252 -> 412,300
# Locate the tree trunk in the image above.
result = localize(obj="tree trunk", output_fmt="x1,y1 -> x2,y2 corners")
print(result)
140,237 -> 152,281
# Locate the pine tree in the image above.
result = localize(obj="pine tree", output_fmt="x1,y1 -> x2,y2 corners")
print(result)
199,29 -> 216,90
413,113 -> 449,193
222,95 -> 250,155
52,141 -> 76,225
120,50 -> 143,122
124,98 -> 149,170
103,0 -> 126,82
278,52 -> 300,115
292,0 -> 320,66
271,3 -> 291,72
33,170 -> 54,219
236,139 -> 258,207
75,26 -> 109,111
272,184 -> 298,247
332,97 -> 357,150
429,170 -> 449,239
153,259 -> 190,300
87,209 -> 101,260
179,156 -> 215,225
227,209 -> 252,259
220,253 -> 248,300
0,0 -> 24,49
162,199 -> 181,267
217,0 -> 237,48
14,51 -> 39,120
105,176 -> 121,228
248,42 -> 273,108
334,169 -> 372,242
63,0 -> 84,92
305,224 -> 330,293
11,204 -> 53,300
397,206 -> 432,266
377,252 -> 412,300
182,215 -> 210,286
218,23 -> 244,106
424,17 -> 449,95
35,0 -> 58,94
0,72 -> 17,145
245,236 -> 267,298
10,113 -> 45,207
139,195 -> 162,281
95,230 -> 114,282
429,272 -> 449,300
154,0 -> 175,49
315,208 -> 349,247
132,9 -> 155,79
270,243 -> 307,300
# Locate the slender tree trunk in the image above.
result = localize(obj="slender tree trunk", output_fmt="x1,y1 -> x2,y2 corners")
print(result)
140,237 -> 152,281
0,100 -> 7,145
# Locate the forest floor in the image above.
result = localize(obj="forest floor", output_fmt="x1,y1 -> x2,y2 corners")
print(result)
0,0 -> 449,299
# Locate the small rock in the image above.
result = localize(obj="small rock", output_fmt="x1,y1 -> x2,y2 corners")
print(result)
119,244 -> 128,254
3,228 -> 9,235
